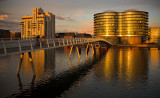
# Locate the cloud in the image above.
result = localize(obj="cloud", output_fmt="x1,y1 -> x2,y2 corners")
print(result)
80,24 -> 85,25
79,26 -> 93,35
56,15 -> 75,21
0,15 -> 8,20
55,15 -> 65,20
0,19 -> 20,32
87,21 -> 94,25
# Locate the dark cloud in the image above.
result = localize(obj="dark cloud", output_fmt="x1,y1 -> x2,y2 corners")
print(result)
0,10 -> 11,15
0,20 -> 20,32
56,15 -> 75,21
55,15 -> 65,20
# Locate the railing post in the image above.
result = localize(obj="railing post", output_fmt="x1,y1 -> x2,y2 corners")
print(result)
39,39 -> 42,49
70,38 -> 72,44
63,38 -> 65,46
30,39 -> 33,51
73,38 -> 75,44
2,39 -> 7,55
53,39 -> 55,47
58,39 -> 60,46
18,39 -> 22,52
47,39 -> 50,48
76,38 -> 77,44
67,39 -> 69,45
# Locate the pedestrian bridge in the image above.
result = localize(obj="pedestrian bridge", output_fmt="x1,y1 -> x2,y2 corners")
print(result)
0,38 -> 112,75
0,38 -> 112,56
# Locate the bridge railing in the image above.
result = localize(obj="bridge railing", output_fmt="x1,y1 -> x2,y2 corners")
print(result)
0,38 -> 104,55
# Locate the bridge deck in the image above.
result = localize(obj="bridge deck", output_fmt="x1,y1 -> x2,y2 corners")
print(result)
0,38 -> 110,56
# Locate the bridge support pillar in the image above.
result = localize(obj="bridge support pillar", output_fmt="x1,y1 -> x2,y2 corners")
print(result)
17,52 -> 36,76
69,45 -> 73,58
91,43 -> 94,54
2,39 -> 7,55
17,53 -> 24,75
76,46 -> 80,58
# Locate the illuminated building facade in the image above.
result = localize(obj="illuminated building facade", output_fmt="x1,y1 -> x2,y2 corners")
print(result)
148,27 -> 160,43
94,10 -> 148,44
21,8 -> 55,39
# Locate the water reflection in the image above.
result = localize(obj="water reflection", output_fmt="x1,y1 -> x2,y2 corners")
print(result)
1,46 -> 160,98
149,48 -> 160,71
14,46 -> 107,97
95,48 -> 149,88
20,49 -> 55,78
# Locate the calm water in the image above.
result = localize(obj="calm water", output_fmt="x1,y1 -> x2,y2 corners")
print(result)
0,46 -> 160,98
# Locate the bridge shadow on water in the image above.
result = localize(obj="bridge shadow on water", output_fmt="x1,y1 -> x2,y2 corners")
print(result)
13,46 -> 109,97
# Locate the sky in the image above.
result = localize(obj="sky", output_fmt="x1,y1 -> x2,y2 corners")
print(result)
0,0 -> 160,35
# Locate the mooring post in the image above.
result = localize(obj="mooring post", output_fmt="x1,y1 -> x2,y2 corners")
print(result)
69,45 -> 73,58
17,53 -> 24,75
18,39 -> 22,52
28,52 -> 36,75
2,39 -> 7,55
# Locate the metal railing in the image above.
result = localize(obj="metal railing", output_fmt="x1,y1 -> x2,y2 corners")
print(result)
0,38 -> 105,56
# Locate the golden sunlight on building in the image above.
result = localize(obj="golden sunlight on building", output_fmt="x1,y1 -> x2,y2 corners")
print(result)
148,27 -> 160,43
21,8 -> 55,39
94,10 -> 148,44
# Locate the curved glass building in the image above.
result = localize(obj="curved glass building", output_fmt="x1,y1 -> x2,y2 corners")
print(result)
94,10 -> 148,44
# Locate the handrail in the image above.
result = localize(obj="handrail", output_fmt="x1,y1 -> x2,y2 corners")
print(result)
0,38 -> 110,56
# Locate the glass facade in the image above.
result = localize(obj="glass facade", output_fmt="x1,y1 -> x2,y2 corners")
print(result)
94,10 -> 148,36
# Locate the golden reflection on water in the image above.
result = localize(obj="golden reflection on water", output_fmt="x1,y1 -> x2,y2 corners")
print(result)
149,48 -> 160,71
21,49 -> 55,78
98,47 -> 149,84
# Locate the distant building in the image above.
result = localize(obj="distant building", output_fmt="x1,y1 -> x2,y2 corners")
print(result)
0,29 -> 11,38
94,10 -> 148,44
76,33 -> 92,38
56,32 -> 92,38
148,27 -> 160,43
20,8 -> 55,39
56,32 -> 77,38
10,32 -> 21,39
